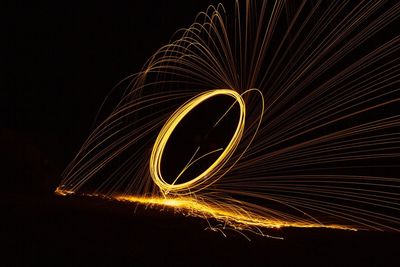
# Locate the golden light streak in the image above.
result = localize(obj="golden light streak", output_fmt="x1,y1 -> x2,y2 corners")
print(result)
115,195 -> 356,231
54,187 -> 74,196
150,89 -> 246,194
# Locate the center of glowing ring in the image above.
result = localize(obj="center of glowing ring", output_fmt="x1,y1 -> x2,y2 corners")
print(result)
150,89 -> 246,194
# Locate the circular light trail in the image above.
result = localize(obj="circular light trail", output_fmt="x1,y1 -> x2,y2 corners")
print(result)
150,89 -> 246,194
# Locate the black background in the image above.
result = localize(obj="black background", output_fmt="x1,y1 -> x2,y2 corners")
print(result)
4,1 -> 400,265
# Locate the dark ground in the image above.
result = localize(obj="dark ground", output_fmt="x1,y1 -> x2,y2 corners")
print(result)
4,193 -> 400,266
5,0 -> 400,266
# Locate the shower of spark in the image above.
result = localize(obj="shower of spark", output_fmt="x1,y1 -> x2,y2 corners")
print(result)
56,0 -> 400,234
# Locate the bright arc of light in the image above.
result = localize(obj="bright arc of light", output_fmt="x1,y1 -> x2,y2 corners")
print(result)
150,89 -> 246,195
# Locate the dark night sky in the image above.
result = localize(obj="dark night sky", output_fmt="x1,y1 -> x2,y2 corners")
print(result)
4,1 -> 400,265
6,0 -> 222,193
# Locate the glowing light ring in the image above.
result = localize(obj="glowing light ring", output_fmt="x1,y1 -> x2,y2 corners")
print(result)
150,89 -> 246,194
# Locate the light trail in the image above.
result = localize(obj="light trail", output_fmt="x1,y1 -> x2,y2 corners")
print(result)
55,186 -> 355,231
115,195 -> 356,231
150,89 -> 246,194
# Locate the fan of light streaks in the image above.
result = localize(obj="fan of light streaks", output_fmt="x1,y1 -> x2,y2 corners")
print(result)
56,0 -> 400,233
